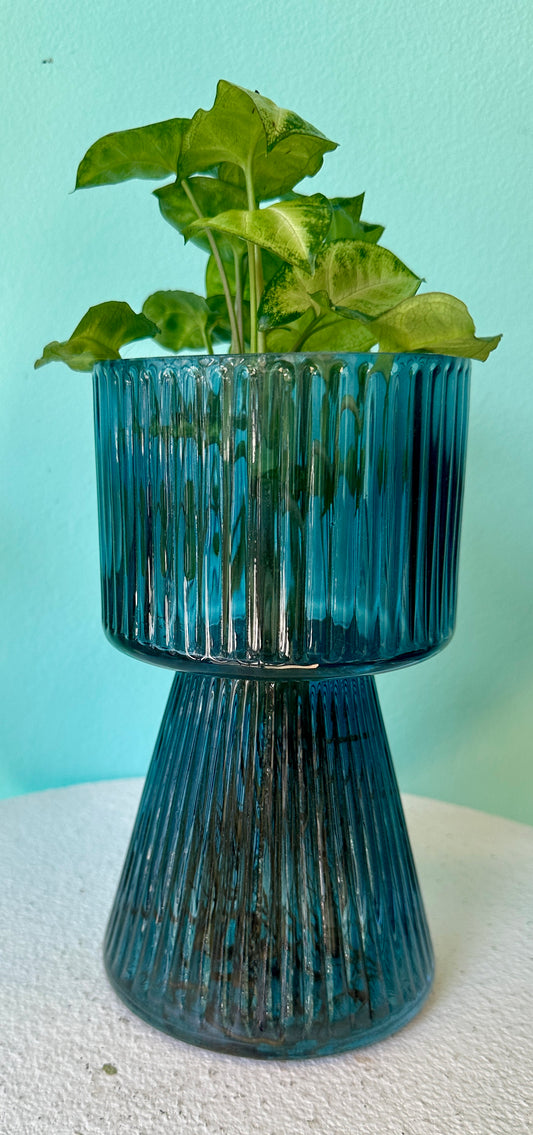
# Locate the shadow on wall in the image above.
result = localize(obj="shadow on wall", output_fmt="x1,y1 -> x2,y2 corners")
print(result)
379,395 -> 533,826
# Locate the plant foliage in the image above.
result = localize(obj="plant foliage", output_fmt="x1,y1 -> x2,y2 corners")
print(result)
36,80 -> 501,369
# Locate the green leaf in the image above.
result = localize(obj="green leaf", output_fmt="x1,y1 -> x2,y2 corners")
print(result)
142,290 -> 213,352
179,80 -> 337,200
264,309 -> 318,352
264,297 -> 376,353
355,221 -> 385,244
205,293 -> 232,343
205,247 -> 283,300
265,314 -> 375,353
217,138 -> 336,201
326,194 -> 384,244
298,313 -> 376,351
206,294 -> 251,346
154,175 -> 248,253
258,239 -> 422,329
260,248 -> 287,287
295,289 -> 376,350
75,119 -> 190,188
369,292 -> 502,360
330,193 -> 365,225
205,245 -> 238,297
186,194 -> 332,272
34,302 -> 159,371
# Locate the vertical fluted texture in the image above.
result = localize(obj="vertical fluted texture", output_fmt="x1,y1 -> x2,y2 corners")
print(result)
104,673 -> 434,1058
93,353 -> 470,674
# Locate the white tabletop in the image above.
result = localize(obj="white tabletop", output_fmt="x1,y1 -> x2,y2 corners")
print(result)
1,780 -> 531,1135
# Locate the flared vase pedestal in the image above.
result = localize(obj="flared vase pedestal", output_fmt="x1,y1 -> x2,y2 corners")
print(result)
104,672 -> 434,1059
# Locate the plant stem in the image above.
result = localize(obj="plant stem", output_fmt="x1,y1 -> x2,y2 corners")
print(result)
233,248 -> 244,352
181,178 -> 241,353
221,378 -> 232,651
203,326 -> 214,354
246,245 -> 257,353
244,165 -> 258,353
256,253 -> 265,353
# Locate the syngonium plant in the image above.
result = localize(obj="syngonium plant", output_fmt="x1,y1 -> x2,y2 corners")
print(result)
35,80 -> 501,371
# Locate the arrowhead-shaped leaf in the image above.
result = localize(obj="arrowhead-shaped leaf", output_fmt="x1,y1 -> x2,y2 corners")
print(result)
205,245 -> 239,297
186,194 -> 332,271
264,310 -> 317,352
301,316 -> 376,351
300,297 -> 376,350
216,140 -> 335,201
263,293 -> 374,352
179,80 -> 337,200
34,302 -> 159,371
369,293 -> 502,360
75,119 -> 190,188
330,193 -> 365,224
142,290 -> 213,352
265,306 -> 376,352
206,294 -> 251,345
154,175 -> 248,253
205,293 -> 232,344
258,239 -> 422,329
205,247 -> 282,300
325,194 -> 384,244
355,221 -> 385,244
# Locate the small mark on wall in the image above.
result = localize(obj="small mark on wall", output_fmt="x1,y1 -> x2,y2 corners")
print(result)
42,58 -> 54,64
102,1063 -> 117,1075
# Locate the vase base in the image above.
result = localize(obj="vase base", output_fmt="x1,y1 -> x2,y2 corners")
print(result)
104,956 -> 434,1060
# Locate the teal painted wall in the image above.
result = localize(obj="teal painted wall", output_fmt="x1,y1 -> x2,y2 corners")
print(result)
2,0 -> 532,822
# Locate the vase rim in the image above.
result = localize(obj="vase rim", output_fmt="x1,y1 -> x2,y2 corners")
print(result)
93,350 -> 470,374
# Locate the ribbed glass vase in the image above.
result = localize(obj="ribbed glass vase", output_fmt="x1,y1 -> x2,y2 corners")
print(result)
93,351 -> 470,1058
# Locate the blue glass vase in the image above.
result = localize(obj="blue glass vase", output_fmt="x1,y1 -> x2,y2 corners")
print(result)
93,351 -> 470,1058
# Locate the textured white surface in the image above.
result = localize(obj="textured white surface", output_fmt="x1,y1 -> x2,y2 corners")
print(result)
0,780 -> 531,1135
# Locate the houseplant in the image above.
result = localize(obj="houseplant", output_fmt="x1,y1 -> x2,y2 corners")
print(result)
36,80 -> 500,1059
